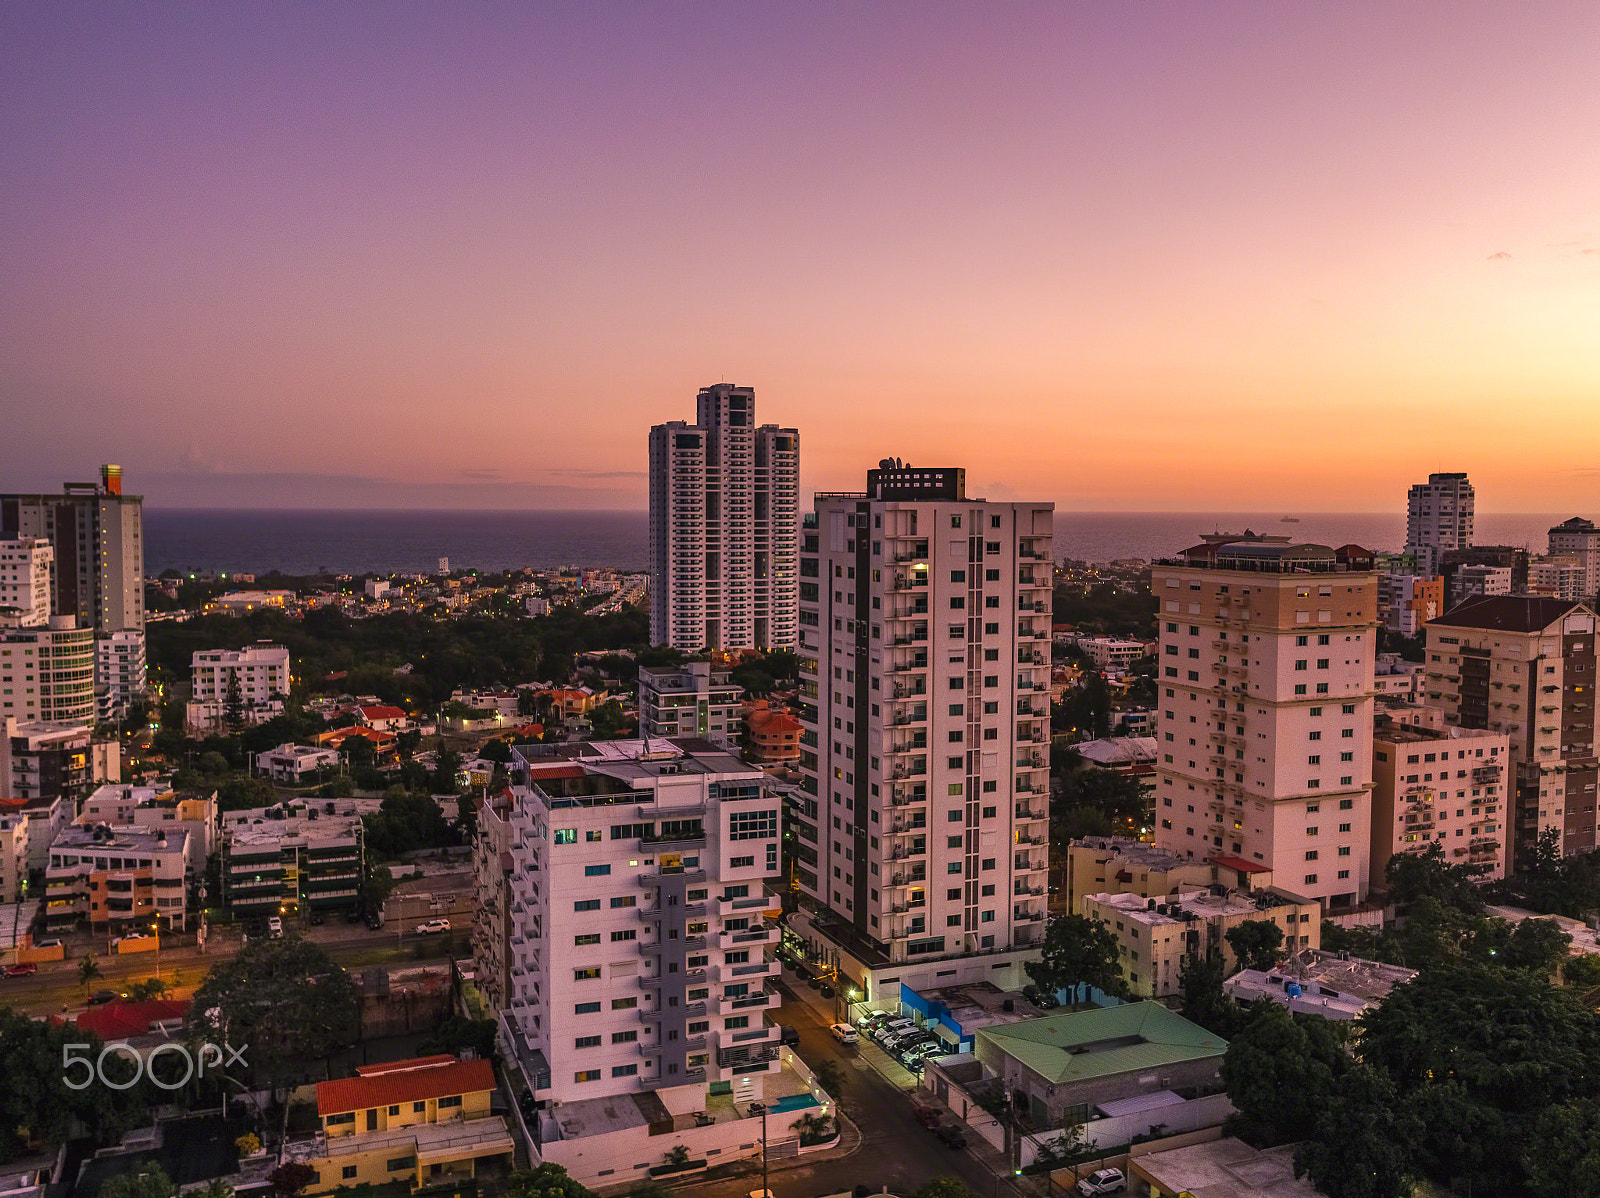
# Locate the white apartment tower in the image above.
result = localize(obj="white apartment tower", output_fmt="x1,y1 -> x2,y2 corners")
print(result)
649,385 -> 799,652
789,466 -> 1054,998
1405,472 -> 1474,577
0,538 -> 54,627
494,740 -> 783,1108
1151,540 -> 1379,910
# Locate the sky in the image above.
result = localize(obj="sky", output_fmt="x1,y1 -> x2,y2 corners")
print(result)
3,2 -> 1599,513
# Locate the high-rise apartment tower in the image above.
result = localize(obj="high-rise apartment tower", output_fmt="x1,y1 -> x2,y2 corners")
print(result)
1151,538 -> 1379,910
1405,472 -> 1474,577
788,465 -> 1054,999
649,385 -> 799,652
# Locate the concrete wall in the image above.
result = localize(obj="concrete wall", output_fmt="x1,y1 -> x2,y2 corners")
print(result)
1017,1093 -> 1234,1166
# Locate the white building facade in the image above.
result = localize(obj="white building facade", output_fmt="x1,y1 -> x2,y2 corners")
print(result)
1405,472 -> 1474,577
0,617 -> 97,727
1548,517 -> 1600,601
189,643 -> 291,728
649,384 -> 799,652
0,538 -> 54,627
498,739 -> 783,1108
789,466 -> 1054,998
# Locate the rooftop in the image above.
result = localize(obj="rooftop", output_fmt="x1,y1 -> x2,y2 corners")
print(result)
976,1001 -> 1227,1085
1130,1136 -> 1326,1198
1429,594 -> 1586,633
1071,836 -> 1197,873
318,1056 -> 496,1117
53,825 -> 188,854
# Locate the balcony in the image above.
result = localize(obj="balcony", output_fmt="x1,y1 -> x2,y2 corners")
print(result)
717,921 -> 780,951
889,788 -> 927,807
716,987 -> 780,1016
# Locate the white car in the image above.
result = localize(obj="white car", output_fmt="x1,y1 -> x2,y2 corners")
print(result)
267,916 -> 283,937
1077,1168 -> 1125,1195
830,1023 -> 859,1044
415,918 -> 451,934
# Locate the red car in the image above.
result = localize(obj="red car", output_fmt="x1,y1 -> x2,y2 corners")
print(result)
912,1105 -> 942,1130
3,963 -> 37,977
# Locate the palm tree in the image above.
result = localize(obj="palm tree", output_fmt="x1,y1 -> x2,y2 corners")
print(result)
78,954 -> 102,996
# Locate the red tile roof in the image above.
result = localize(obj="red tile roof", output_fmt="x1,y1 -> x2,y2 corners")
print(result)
318,1056 -> 496,1117
360,705 -> 407,721
1209,854 -> 1270,874
77,998 -> 191,1040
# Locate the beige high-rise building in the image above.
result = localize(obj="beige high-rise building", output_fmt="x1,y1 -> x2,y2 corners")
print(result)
1371,721 -> 1510,882
1151,540 -> 1379,910
1548,518 -> 1600,601
788,465 -> 1054,999
1422,595 -> 1598,866
1405,472 -> 1473,577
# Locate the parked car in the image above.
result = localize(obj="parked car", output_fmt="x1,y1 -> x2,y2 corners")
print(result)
366,912 -> 384,930
87,989 -> 122,1005
415,918 -> 451,934
114,932 -> 153,945
912,1105 -> 943,1130
830,1023 -> 859,1044
3,963 -> 37,977
1076,1168 -> 1125,1196
267,916 -> 283,937
934,1123 -> 967,1149
778,1025 -> 801,1046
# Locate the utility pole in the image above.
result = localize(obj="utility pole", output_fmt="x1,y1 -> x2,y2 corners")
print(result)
749,1100 -> 770,1198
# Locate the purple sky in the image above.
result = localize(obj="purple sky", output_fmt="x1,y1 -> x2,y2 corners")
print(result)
4,2 -> 1599,511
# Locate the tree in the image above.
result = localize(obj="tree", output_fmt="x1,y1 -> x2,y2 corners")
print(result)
78,953 -> 102,996
1222,1003 -> 1350,1147
1356,962 -> 1600,1195
1177,950 -> 1243,1037
588,700 -> 630,739
126,976 -> 172,1001
1225,919 -> 1286,972
1465,914 -> 1571,974
431,746 -> 464,794
501,1163 -> 595,1198
1294,1066 -> 1420,1198
1384,842 -> 1487,914
811,1058 -> 844,1096
1524,1098 -> 1600,1195
910,1179 -> 979,1198
267,1162 -> 316,1197
363,787 -> 455,855
1050,765 -> 1146,826
0,1009 -> 146,1164
1023,914 -> 1129,1002
101,1166 -> 177,1198
188,938 -> 360,1086
359,862 -> 397,915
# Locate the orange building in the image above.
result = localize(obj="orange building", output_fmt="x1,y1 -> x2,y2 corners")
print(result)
743,699 -> 802,764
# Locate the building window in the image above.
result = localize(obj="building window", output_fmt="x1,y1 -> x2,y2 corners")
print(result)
612,1064 -> 639,1077
584,864 -> 611,876
575,1070 -> 601,1083
574,967 -> 601,981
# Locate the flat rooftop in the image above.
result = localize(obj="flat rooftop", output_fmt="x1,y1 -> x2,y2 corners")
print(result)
1072,836 -> 1196,871
1130,1136 -> 1325,1198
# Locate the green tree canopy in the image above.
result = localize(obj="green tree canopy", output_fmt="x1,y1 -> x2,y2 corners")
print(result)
1177,950 -> 1244,1038
501,1163 -> 595,1198
0,1009 -> 146,1164
187,937 -> 360,1085
100,1166 -> 177,1198
1294,1065 -> 1420,1198
1222,1002 -> 1351,1147
1524,1097 -> 1600,1195
1225,919 -> 1286,973
1023,913 -> 1129,1002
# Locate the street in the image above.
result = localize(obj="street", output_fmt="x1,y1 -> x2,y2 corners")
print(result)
671,977 -> 1030,1198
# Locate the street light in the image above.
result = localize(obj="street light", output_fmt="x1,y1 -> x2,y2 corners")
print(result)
747,1100 -> 770,1198
151,920 -> 160,981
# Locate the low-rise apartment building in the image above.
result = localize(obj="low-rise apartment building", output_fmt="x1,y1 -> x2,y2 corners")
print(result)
3,717 -> 117,810
44,824 -> 190,932
741,700 -> 802,766
287,1055 -> 514,1194
1224,948 -> 1417,1020
221,801 -> 365,919
1061,836 -> 1215,914
79,783 -> 217,867
1371,721 -> 1510,882
0,802 -> 30,902
637,663 -> 741,741
256,742 -> 342,784
1080,885 -> 1320,998
1078,637 -> 1151,671
188,643 -> 290,731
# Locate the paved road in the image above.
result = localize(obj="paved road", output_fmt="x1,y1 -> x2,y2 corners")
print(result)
0,924 -> 460,1019
672,979 -> 1031,1198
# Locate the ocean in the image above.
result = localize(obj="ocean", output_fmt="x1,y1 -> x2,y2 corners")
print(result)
143,508 -> 1574,577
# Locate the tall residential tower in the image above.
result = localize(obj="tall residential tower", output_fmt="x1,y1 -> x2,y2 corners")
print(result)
1,466 -> 146,720
1150,539 -> 1379,910
649,385 -> 799,652
788,465 -> 1054,999
1405,472 -> 1474,577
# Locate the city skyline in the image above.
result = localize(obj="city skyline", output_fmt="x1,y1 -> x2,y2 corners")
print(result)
5,3 -> 1600,512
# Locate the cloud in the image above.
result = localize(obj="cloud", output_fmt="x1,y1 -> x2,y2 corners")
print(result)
1487,251 -> 1512,260
457,468 -> 505,480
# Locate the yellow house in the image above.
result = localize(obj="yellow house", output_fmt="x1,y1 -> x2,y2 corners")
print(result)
294,1055 -> 514,1194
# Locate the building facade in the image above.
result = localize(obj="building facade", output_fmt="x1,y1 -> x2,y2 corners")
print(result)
95,630 -> 147,723
498,738 -> 784,1108
637,662 -> 742,741
0,617 -> 97,726
789,466 -> 1054,995
648,384 -> 799,652
1371,722 -> 1509,882
1405,472 -> 1474,577
1151,539 -> 1379,909
1422,595 -> 1599,867
44,824 -> 190,932
220,801 -> 366,919
1378,573 -> 1443,637
0,538 -> 54,627
188,643 -> 291,731
1549,517 -> 1600,601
